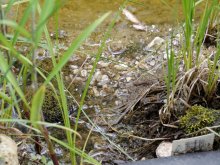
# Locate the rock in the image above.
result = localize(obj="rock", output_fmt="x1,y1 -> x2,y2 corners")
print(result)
73,68 -> 79,74
0,134 -> 19,165
126,77 -> 132,82
122,9 -> 141,24
146,36 -> 165,49
156,141 -> 172,158
94,70 -> 102,82
69,65 -> 78,70
98,75 -> 110,86
100,90 -> 107,97
81,69 -> 88,77
114,64 -> 128,71
92,86 -> 100,97
98,61 -> 110,68
132,24 -> 147,31
50,29 -> 68,39
149,59 -> 156,66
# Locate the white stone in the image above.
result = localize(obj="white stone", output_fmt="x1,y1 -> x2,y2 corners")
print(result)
98,61 -> 110,68
132,24 -> 147,31
81,70 -> 88,77
100,90 -> 107,97
156,141 -> 172,158
94,71 -> 102,81
98,75 -> 110,86
147,36 -> 165,49
69,65 -> 78,69
73,69 -> 79,74
126,77 -> 132,82
92,87 -> 100,97
114,64 -> 128,71
149,60 -> 156,66
0,134 -> 19,165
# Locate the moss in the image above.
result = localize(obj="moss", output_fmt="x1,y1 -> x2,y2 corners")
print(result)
41,87 -> 63,123
179,105 -> 216,133
25,86 -> 73,123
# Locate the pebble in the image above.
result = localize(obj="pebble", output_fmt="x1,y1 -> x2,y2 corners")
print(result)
146,36 -> 165,49
81,69 -> 88,77
115,100 -> 122,106
149,60 -> 156,66
92,86 -> 100,97
0,134 -> 19,165
114,64 -> 128,71
98,61 -> 110,68
73,68 -> 79,74
100,90 -> 107,97
98,75 -> 110,86
94,70 -> 102,82
69,65 -> 78,69
156,141 -> 172,158
126,77 -> 132,82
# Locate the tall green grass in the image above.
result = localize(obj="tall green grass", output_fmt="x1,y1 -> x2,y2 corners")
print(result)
0,0 -> 110,164
163,0 -> 220,117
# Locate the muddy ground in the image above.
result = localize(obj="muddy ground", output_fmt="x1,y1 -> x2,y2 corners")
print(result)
3,0 -> 220,164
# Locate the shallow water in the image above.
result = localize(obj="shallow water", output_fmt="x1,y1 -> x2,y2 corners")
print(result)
55,0 -> 181,31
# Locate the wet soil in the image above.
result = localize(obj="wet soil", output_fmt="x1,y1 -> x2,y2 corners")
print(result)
5,0 -> 220,164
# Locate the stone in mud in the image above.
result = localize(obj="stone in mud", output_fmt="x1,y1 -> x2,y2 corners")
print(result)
114,64 -> 129,71
149,59 -> 156,66
69,65 -> 78,70
146,36 -> 165,49
126,76 -> 132,82
0,134 -> 19,165
98,75 -> 110,86
92,86 -> 100,97
97,61 -> 110,68
80,69 -> 88,77
50,29 -> 68,39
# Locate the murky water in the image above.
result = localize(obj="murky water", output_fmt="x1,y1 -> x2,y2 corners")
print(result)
55,0 -> 181,31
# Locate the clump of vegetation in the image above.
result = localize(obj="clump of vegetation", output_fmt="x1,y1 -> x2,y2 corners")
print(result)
180,105 -> 216,133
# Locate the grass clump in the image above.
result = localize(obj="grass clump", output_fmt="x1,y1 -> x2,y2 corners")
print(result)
180,105 -> 216,133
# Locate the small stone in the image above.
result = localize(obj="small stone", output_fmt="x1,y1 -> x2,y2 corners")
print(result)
149,60 -> 156,66
156,141 -> 172,158
98,75 -> 110,86
132,24 -> 147,31
86,65 -> 93,69
114,64 -> 128,71
126,77 -> 132,82
69,74 -> 74,79
74,77 -> 84,83
135,61 -> 139,65
0,134 -> 19,165
138,62 -> 149,70
92,87 -> 100,97
172,39 -> 179,46
115,100 -> 122,106
69,65 -> 78,69
81,70 -> 88,77
73,69 -> 79,74
147,36 -> 165,49
82,104 -> 88,110
65,76 -> 70,81
94,70 -> 102,82
100,90 -> 107,97
98,61 -> 110,68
